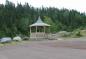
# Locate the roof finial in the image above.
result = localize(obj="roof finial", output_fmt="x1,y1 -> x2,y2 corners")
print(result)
38,16 -> 41,19
36,16 -> 43,23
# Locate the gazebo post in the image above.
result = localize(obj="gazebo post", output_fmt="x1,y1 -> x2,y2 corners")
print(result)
44,26 -> 45,38
44,26 -> 45,33
30,27 -> 31,37
48,27 -> 50,38
49,26 -> 51,33
36,26 -> 37,40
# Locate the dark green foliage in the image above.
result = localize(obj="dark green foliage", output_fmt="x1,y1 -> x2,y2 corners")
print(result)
0,0 -> 86,37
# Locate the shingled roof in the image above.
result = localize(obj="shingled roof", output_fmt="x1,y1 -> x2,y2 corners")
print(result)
30,16 -> 50,27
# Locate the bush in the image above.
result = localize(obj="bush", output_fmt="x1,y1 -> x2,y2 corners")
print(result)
80,30 -> 86,36
58,31 -> 71,37
23,37 -> 29,40
71,29 -> 82,37
0,31 -> 7,37
76,31 -> 82,37
13,36 -> 22,41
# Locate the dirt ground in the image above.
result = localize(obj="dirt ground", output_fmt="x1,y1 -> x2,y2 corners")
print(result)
0,38 -> 86,59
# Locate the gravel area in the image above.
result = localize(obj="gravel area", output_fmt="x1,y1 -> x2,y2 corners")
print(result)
0,38 -> 86,59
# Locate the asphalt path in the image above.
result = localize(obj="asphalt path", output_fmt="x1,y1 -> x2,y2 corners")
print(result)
0,40 -> 86,59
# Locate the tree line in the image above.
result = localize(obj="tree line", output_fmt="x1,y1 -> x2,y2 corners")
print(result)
0,0 -> 86,37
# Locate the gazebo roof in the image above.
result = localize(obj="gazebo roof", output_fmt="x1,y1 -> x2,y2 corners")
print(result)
30,16 -> 50,27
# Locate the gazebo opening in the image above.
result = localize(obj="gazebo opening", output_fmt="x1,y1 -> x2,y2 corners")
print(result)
30,16 -> 51,40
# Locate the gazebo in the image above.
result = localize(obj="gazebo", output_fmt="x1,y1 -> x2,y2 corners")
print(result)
30,16 -> 51,40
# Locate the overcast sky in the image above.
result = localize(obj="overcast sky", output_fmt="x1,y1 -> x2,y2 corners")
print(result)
0,0 -> 86,13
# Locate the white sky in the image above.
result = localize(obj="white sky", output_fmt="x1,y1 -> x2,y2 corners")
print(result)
0,0 -> 86,13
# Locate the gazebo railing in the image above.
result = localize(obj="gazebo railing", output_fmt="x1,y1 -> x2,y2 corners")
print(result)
30,32 -> 49,39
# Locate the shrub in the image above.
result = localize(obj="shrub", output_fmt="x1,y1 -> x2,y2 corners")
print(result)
23,37 -> 29,40
71,29 -> 82,37
58,31 -> 71,37
13,36 -> 22,41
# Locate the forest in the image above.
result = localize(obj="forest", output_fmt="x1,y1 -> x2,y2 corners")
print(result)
0,0 -> 86,37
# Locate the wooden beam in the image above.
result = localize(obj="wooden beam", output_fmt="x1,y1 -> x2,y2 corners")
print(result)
30,27 -> 31,37
36,26 -> 37,40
